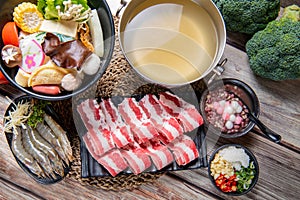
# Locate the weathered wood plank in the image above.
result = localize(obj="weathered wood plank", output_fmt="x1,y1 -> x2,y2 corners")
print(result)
170,133 -> 300,200
0,1 -> 298,199
0,84 -> 24,100
0,45 -> 299,199
0,86 -> 217,200
0,131 -> 215,200
0,178 -> 43,200
281,0 -> 299,7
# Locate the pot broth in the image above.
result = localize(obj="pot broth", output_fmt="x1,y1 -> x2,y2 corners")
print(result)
122,0 -> 218,84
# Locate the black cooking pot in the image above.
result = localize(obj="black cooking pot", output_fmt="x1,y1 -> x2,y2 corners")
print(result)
0,0 -> 115,100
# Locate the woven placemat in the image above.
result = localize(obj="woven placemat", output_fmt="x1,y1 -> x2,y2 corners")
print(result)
52,16 -> 206,191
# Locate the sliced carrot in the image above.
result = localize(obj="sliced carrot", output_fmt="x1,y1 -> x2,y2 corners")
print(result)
32,85 -> 61,95
2,22 -> 19,47
0,71 -> 9,84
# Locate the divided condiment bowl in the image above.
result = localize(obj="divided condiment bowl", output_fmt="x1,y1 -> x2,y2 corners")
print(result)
208,144 -> 259,196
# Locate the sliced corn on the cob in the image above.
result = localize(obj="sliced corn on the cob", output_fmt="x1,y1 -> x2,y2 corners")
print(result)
13,2 -> 43,33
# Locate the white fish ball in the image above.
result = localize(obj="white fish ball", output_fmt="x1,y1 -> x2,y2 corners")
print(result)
61,73 -> 82,91
82,53 -> 101,75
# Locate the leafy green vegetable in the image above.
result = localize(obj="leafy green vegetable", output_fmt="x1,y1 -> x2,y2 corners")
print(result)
37,0 -> 90,21
37,0 -> 47,15
246,5 -> 300,81
235,161 -> 256,193
212,0 -> 280,35
27,100 -> 51,128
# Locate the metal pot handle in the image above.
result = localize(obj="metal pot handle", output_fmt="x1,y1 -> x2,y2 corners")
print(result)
116,0 -> 128,17
207,58 -> 227,85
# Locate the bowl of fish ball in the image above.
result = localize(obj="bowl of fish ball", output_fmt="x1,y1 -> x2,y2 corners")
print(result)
0,0 -> 115,100
3,95 -> 73,184
200,78 -> 260,138
208,144 -> 259,195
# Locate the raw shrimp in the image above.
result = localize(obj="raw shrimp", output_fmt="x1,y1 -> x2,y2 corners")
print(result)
11,127 -> 45,178
36,122 -> 69,166
30,127 -> 65,177
22,126 -> 57,179
43,114 -> 73,162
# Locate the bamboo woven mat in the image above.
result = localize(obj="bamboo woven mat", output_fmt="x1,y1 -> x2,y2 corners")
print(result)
52,16 -> 206,191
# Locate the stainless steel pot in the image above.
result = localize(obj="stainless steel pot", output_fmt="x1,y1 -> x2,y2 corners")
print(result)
118,0 -> 226,87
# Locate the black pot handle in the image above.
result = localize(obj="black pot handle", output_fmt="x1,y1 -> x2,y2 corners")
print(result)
248,114 -> 281,143
116,0 -> 128,17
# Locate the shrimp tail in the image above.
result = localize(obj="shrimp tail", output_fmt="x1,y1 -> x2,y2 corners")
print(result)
22,126 -> 57,180
31,128 -> 65,177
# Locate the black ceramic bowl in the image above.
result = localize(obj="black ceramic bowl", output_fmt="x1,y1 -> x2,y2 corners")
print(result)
208,144 -> 259,196
0,0 -> 115,101
3,95 -> 70,184
200,78 -> 260,138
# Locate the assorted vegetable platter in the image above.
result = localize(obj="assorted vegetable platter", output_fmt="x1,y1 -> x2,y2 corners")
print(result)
208,144 -> 259,195
3,95 -> 73,184
0,0 -> 114,100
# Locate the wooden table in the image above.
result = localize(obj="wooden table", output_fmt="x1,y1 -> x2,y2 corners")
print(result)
0,1 -> 299,199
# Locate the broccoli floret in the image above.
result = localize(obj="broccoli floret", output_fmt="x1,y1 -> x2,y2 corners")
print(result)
246,5 -> 300,81
213,0 -> 280,35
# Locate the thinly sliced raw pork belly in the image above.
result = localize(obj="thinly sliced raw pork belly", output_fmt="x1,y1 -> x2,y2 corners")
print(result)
159,92 -> 203,132
118,98 -> 159,143
78,92 -> 204,176
121,147 -> 151,174
83,134 -> 128,176
82,133 -> 100,160
140,140 -> 174,170
139,94 -> 183,143
97,149 -> 128,177
78,99 -> 114,155
167,135 -> 199,166
77,99 -> 109,131
176,108 -> 204,132
83,129 -> 114,156
100,99 -> 124,128
100,99 -> 134,148
109,126 -> 134,148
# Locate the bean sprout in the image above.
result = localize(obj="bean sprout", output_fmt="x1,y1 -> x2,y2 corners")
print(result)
4,97 -> 32,133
